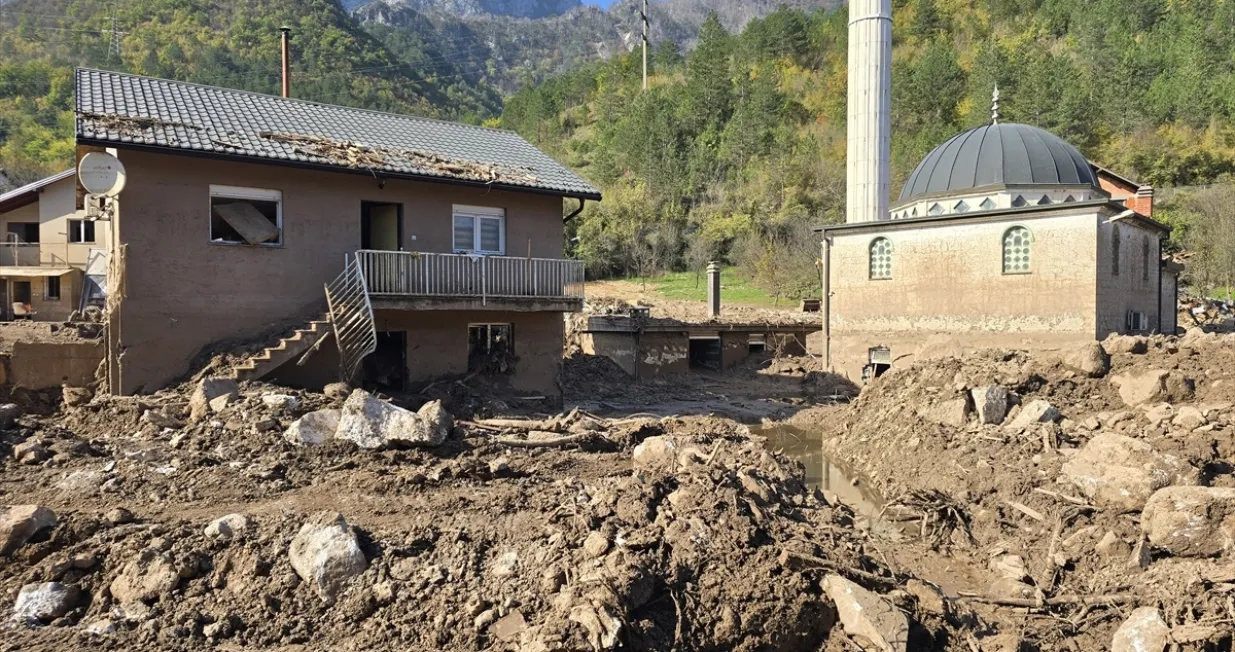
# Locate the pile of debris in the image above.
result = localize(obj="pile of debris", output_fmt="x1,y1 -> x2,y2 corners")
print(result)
2,373 -> 990,651
824,332 -> 1235,650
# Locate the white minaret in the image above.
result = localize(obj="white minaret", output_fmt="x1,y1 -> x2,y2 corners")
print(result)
846,0 -> 892,223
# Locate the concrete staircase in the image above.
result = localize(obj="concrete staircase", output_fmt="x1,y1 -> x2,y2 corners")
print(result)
231,317 -> 332,382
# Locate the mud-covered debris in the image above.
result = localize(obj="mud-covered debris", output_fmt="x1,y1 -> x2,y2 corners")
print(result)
0,403 -> 21,429
189,377 -> 239,422
582,531 -> 610,558
141,409 -> 182,430
1060,433 -> 1199,512
109,548 -> 181,606
923,398 -> 969,427
1007,399 -> 1060,429
823,574 -> 909,652
86,619 -> 116,635
1110,369 -> 1194,407
62,386 -> 92,408
288,511 -> 367,602
12,582 -> 80,625
1102,334 -> 1149,356
1111,607 -> 1169,652
13,441 -> 49,465
78,111 -> 202,135
1172,405 -> 1206,430
204,513 -> 256,540
0,505 -> 57,555
1141,486 -> 1235,557
631,436 -> 678,471
284,409 -> 340,446
261,393 -> 301,412
971,385 -> 1009,424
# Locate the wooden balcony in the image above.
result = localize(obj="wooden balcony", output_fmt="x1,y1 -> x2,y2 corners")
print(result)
356,250 -> 585,312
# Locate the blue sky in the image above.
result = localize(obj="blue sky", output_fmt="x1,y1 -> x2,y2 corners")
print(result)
582,0 -> 617,7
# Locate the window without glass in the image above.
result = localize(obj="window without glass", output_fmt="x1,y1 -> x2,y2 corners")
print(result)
1003,226 -> 1032,274
1111,227 -> 1121,276
210,186 -> 282,245
45,276 -> 60,301
468,323 -> 514,374
452,205 -> 505,255
68,219 -> 95,244
869,237 -> 893,280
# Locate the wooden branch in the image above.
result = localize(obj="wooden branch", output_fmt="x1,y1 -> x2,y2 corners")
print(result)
957,593 -> 1138,609
1006,500 -> 1046,521
778,549 -> 898,588
1031,488 -> 1091,507
495,432 -> 597,448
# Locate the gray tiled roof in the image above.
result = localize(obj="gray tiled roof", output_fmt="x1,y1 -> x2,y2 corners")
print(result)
75,68 -> 601,200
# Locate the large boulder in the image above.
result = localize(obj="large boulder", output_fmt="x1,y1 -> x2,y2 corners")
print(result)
923,398 -> 970,428
1006,399 -> 1060,429
1141,486 -> 1235,557
289,512 -> 367,602
1111,607 -> 1169,652
109,549 -> 181,605
13,582 -> 80,624
1102,334 -> 1149,355
205,513 -> 256,540
1061,433 -> 1199,512
632,436 -> 679,472
823,575 -> 908,652
284,409 -> 340,446
1061,342 -> 1111,378
189,377 -> 239,422
1111,369 -> 1194,408
334,391 -> 451,449
971,386 -> 1009,425
0,505 -> 57,555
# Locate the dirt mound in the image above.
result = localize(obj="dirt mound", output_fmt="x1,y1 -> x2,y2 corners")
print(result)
0,378 -> 977,651
820,336 -> 1235,650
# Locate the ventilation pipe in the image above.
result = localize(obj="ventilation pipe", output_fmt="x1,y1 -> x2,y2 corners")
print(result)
846,0 -> 892,224
280,27 -> 291,98
707,262 -> 721,318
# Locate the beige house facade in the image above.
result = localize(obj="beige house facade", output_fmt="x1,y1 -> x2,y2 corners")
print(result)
0,170 -> 109,322
821,122 -> 1173,381
74,69 -> 600,397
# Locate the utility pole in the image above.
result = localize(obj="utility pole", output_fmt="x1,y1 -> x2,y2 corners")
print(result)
107,7 -> 122,63
641,0 -> 648,90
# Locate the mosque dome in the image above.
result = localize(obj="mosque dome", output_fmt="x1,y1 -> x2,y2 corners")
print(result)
896,123 -> 1098,206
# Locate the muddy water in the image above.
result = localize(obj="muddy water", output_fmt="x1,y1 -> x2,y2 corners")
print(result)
756,423 -> 904,538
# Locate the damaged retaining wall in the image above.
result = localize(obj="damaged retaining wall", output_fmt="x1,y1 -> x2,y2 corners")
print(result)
2,340 -> 103,389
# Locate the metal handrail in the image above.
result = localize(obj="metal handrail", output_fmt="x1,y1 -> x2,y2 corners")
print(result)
355,250 -> 586,302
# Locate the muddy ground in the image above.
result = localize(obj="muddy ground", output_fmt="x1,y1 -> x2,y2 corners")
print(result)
1,328 -> 1233,650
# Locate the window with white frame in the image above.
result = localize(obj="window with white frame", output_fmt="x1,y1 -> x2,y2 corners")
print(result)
209,185 -> 282,246
452,205 -> 505,255
67,219 -> 96,244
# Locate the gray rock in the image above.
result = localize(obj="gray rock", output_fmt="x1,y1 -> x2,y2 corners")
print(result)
1006,399 -> 1061,429
1128,537 -> 1151,570
1144,403 -> 1175,427
204,513 -> 256,540
1141,486 -> 1235,557
289,511 -> 367,602
1095,531 -> 1130,559
0,403 -> 21,429
109,548 -> 181,605
141,409 -> 183,430
971,386 -> 1009,425
12,582 -> 79,624
582,531 -> 610,558
284,409 -> 340,446
1102,334 -> 1149,355
62,386 -> 92,408
1111,369 -> 1194,408
12,441 -> 49,465
823,574 -> 908,652
334,391 -> 450,449
1061,433 -> 1199,512
988,554 -> 1028,581
261,393 -> 301,411
924,397 -> 970,428
1173,406 -> 1207,430
1111,607 -> 1169,652
189,377 -> 239,422
1062,342 -> 1111,378
0,505 -> 57,555
86,619 -> 116,635
632,436 -> 678,471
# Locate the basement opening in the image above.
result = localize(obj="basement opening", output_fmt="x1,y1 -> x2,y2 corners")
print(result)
689,335 -> 722,371
862,346 -> 892,384
748,334 -> 767,354
364,331 -> 407,391
468,323 -> 514,375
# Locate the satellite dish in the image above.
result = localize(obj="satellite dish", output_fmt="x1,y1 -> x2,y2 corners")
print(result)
78,152 -> 127,197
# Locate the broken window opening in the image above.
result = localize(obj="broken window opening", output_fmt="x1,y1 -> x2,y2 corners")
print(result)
6,223 -> 38,244
363,331 -> 408,391
688,336 -> 722,371
453,205 -> 505,255
68,219 -> 96,244
45,276 -> 60,301
468,323 -> 514,375
209,185 -> 282,246
862,346 -> 892,384
748,334 -> 767,354
1111,226 -> 1121,276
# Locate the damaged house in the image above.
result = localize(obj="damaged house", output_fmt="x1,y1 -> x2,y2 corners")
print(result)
74,68 -> 600,396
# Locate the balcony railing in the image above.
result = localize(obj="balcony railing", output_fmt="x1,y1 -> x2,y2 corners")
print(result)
0,243 -> 42,267
356,250 -> 585,302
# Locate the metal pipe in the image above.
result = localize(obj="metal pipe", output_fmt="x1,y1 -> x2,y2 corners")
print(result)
280,27 -> 291,98
563,197 -> 586,223
821,234 -> 832,370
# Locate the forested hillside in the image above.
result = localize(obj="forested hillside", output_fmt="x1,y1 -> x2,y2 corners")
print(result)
0,0 -> 501,186
501,0 -> 1235,298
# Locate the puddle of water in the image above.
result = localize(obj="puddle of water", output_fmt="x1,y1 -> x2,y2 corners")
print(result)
755,423 -> 905,538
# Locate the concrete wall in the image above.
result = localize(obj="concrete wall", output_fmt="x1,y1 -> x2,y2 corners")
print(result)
580,332 -> 638,377
1160,270 -> 1179,335
374,309 -> 564,396
1095,219 -> 1162,337
637,332 -> 690,377
829,211 -> 1101,335
5,340 -> 103,389
108,150 -> 566,394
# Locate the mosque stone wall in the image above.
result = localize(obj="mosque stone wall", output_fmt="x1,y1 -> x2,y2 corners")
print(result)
1095,219 -> 1163,338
